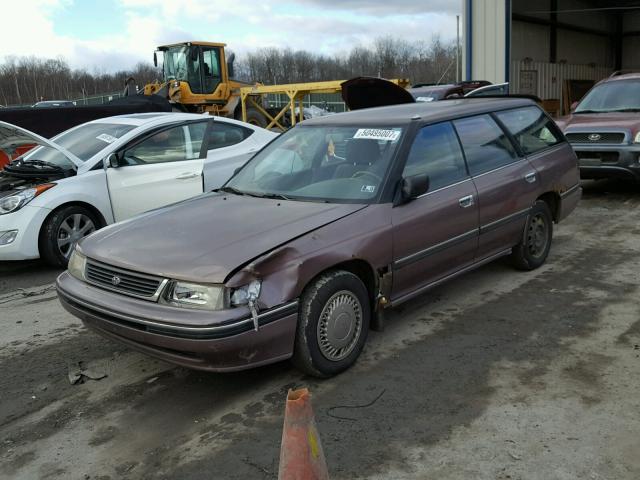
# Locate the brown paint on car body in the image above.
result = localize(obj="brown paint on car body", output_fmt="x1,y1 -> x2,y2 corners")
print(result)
57,98 -> 581,372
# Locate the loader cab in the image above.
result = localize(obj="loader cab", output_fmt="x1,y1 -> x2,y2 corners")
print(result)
158,42 -> 225,95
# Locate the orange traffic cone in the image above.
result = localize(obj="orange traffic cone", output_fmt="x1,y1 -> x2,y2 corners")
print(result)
278,388 -> 330,480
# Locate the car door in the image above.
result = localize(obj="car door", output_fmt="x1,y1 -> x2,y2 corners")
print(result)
202,121 -> 259,191
453,114 -> 539,260
391,122 -> 479,303
106,121 -> 207,221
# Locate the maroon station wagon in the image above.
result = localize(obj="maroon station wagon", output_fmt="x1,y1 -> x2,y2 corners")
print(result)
56,98 -> 581,377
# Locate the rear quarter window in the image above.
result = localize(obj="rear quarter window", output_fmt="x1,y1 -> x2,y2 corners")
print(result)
495,106 -> 563,155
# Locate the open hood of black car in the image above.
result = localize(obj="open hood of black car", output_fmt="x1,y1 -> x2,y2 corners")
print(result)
341,77 -> 415,110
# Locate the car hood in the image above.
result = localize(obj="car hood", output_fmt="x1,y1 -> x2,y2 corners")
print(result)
341,77 -> 415,110
0,121 -> 82,166
558,112 -> 640,132
79,193 -> 368,283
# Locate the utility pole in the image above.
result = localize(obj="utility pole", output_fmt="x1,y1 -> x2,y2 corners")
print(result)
456,15 -> 460,83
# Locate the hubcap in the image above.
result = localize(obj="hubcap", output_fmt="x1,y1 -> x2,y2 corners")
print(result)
317,290 -> 362,362
526,213 -> 548,259
57,213 -> 96,259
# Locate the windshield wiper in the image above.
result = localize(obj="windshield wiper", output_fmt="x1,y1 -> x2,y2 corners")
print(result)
574,109 -> 601,114
608,108 -> 640,112
215,186 -> 247,196
17,159 -> 64,170
252,192 -> 291,200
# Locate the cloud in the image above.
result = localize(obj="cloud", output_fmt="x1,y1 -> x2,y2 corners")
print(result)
293,0 -> 460,16
0,0 -> 459,72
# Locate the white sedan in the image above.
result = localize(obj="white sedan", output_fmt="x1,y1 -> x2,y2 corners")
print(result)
0,113 -> 277,266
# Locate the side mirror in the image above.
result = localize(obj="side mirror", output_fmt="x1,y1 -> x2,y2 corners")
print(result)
107,153 -> 121,168
396,174 -> 430,205
153,51 -> 158,68
570,101 -> 578,112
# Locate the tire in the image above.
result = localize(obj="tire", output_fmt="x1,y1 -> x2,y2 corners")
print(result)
292,270 -> 371,377
244,107 -> 267,129
510,200 -> 553,271
39,205 -> 99,267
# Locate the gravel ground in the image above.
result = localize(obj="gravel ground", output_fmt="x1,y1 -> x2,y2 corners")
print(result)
1,179 -> 639,480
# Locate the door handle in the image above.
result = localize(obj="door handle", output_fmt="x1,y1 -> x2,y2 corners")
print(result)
524,171 -> 537,183
175,172 -> 199,180
459,195 -> 474,208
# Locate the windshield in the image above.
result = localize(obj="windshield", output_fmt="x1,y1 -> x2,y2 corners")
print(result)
575,80 -> 640,113
22,122 -> 135,168
163,46 -> 189,82
226,125 -> 404,203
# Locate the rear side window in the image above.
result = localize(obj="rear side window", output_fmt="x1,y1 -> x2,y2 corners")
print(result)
495,106 -> 562,154
208,122 -> 252,150
453,114 -> 518,176
403,122 -> 468,191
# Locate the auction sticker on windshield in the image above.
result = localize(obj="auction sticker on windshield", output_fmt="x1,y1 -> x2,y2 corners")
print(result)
353,129 -> 400,142
96,133 -> 117,144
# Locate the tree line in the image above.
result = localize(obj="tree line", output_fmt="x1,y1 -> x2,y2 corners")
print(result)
0,36 -> 458,106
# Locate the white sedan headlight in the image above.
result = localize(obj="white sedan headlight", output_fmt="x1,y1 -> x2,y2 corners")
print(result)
0,184 -> 55,215
162,281 -> 226,310
634,132 -> 640,144
68,249 -> 87,281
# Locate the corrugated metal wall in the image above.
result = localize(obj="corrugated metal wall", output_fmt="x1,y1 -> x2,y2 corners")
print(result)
463,0 -> 508,84
511,60 -> 611,100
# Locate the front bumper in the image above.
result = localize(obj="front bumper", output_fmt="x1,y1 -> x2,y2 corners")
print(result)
0,205 -> 50,260
56,272 -> 299,372
572,144 -> 640,180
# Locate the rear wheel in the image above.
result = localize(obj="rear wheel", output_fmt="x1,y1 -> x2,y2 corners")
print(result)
39,205 -> 99,267
510,200 -> 553,271
292,270 -> 370,377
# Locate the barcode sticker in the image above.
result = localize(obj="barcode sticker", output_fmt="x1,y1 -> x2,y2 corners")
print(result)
353,129 -> 400,141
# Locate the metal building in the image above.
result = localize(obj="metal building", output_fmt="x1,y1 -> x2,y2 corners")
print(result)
463,0 -> 640,113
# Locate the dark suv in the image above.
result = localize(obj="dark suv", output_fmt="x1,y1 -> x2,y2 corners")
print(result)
557,72 -> 640,180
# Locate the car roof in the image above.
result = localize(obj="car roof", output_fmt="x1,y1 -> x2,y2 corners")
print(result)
85,112 -> 209,127
601,72 -> 640,83
302,97 -> 537,127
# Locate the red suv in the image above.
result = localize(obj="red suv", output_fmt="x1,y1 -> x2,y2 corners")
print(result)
557,72 -> 640,180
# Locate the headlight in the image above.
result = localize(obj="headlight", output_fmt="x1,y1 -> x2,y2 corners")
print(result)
634,132 -> 640,144
230,280 -> 262,306
0,184 -> 55,215
68,249 -> 87,281
162,281 -> 225,310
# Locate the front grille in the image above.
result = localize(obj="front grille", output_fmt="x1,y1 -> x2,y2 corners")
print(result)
85,260 -> 163,298
565,132 -> 626,144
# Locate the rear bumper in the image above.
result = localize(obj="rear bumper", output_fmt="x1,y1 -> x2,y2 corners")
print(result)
558,183 -> 582,222
56,272 -> 298,372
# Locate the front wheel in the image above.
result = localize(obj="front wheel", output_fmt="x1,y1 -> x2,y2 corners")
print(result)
292,271 -> 370,377
39,206 -> 99,267
510,200 -> 553,271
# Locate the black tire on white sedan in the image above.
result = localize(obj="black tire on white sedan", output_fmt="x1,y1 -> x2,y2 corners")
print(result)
510,200 -> 553,271
292,270 -> 370,377
40,205 -> 99,267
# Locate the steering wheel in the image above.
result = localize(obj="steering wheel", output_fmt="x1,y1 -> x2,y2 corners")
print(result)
352,170 -> 382,184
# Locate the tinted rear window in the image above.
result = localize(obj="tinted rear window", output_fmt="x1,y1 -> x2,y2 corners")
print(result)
453,114 -> 518,176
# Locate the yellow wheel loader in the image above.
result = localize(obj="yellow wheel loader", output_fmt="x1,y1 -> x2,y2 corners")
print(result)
141,41 -> 268,127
